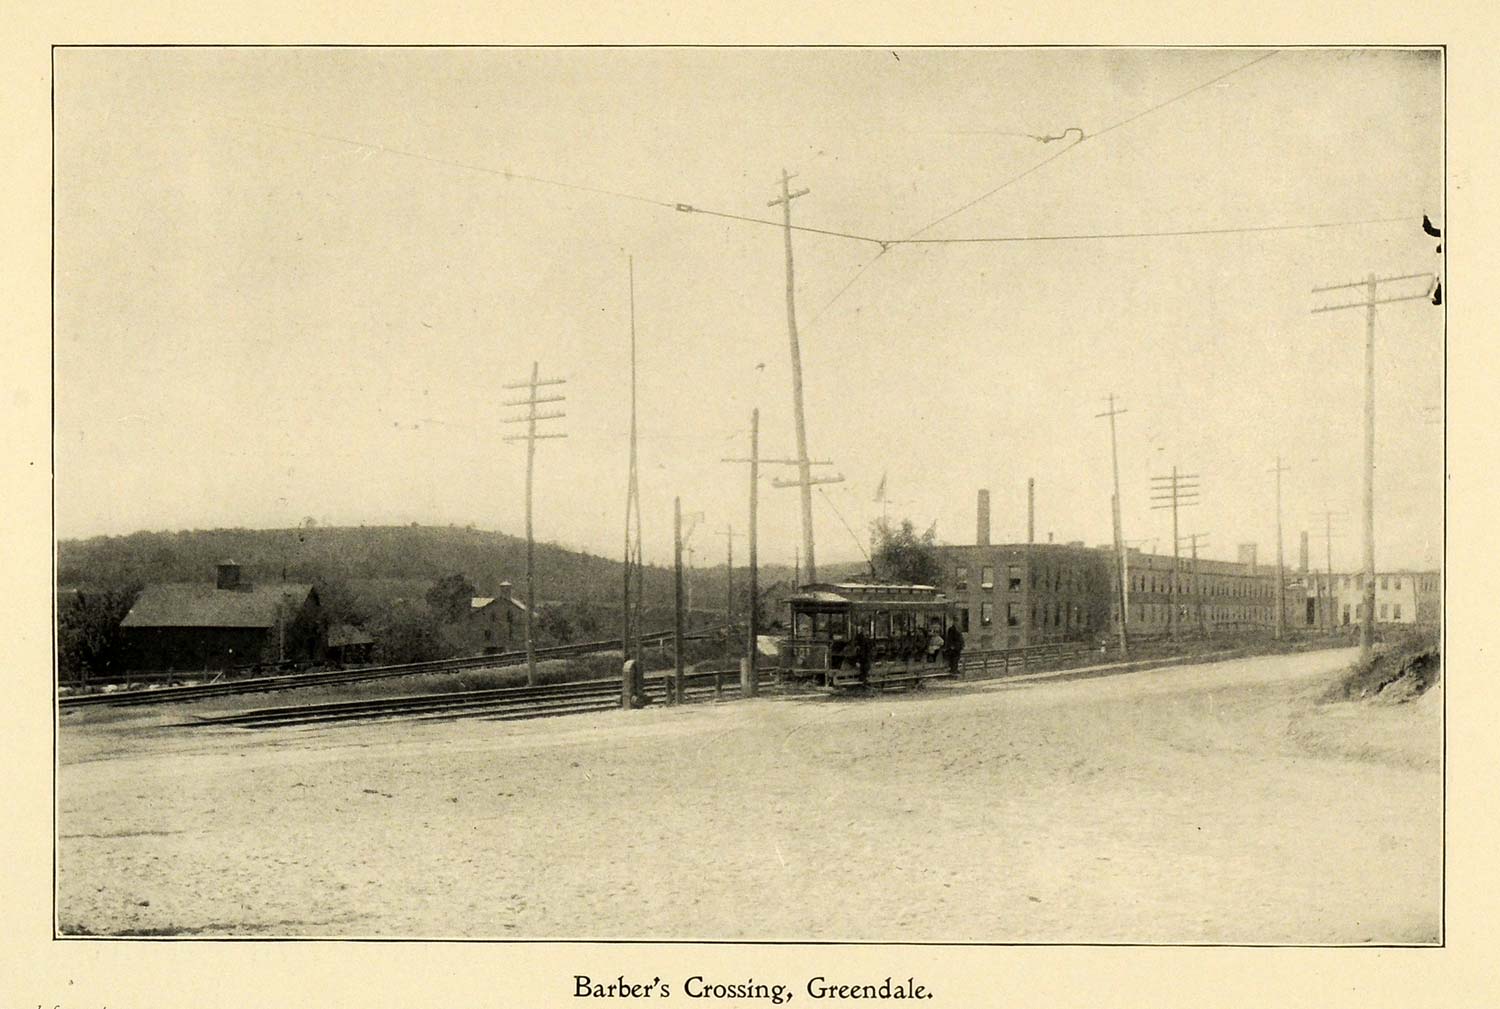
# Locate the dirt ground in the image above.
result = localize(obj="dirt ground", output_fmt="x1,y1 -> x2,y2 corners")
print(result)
55,647 -> 1442,943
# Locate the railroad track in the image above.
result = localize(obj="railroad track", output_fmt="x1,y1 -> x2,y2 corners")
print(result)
188,669 -> 747,730
59,626 -> 723,709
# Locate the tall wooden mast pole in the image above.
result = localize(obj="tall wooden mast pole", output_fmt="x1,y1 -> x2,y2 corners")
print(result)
770,168 -> 817,583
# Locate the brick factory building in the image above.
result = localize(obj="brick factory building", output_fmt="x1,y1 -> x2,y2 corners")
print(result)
931,492 -> 1289,649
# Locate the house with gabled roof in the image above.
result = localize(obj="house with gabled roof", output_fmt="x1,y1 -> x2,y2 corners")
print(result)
118,560 -> 323,672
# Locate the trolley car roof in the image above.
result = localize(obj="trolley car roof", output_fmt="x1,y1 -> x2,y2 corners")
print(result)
789,583 -> 948,606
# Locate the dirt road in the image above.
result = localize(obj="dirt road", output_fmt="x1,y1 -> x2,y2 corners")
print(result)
56,647 -> 1441,942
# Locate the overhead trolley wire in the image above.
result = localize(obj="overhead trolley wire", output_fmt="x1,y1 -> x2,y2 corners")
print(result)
805,50 -> 1285,323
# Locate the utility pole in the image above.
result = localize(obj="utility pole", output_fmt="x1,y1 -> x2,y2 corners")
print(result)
1096,394 -> 1131,657
1027,478 -> 1036,545
721,408 -> 763,696
680,509 -> 705,626
1150,466 -> 1200,642
502,362 -> 567,686
1313,270 -> 1437,660
718,524 -> 743,664
1178,532 -> 1209,636
1269,456 -> 1291,640
673,497 -> 685,704
622,256 -> 644,709
768,168 -> 842,582
1311,510 -> 1347,633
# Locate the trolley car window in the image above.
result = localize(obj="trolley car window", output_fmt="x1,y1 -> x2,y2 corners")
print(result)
875,611 -> 890,637
829,612 -> 848,637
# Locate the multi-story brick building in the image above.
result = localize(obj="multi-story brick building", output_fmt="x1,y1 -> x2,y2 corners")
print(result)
932,541 -> 1112,649
930,492 -> 1290,648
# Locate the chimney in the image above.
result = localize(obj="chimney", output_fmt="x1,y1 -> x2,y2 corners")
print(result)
499,580 -> 513,602
216,560 -> 242,591
1237,543 -> 1258,574
1299,531 -> 1309,574
976,489 -> 991,546
1027,478 -> 1035,544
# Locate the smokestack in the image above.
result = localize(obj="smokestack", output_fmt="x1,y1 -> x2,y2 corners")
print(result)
216,560 -> 242,591
1299,531 -> 1309,574
1238,543 -> 1258,574
1027,478 -> 1035,544
977,489 -> 991,546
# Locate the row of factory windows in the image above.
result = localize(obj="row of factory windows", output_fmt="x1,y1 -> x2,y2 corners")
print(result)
1112,603 -> 1275,624
1123,571 -> 1275,598
958,599 -> 1092,631
1343,602 -> 1404,621
1328,574 -> 1423,591
954,564 -> 1088,594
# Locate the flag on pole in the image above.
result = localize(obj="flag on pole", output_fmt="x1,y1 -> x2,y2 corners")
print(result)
874,472 -> 887,503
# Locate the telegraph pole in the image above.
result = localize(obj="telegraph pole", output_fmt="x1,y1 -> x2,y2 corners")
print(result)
1268,456 -> 1291,640
718,524 -> 742,664
721,408 -> 763,696
1096,394 -> 1131,657
502,362 -> 567,686
768,168 -> 841,582
1313,270 -> 1437,660
1311,510 -> 1347,633
673,497 -> 685,704
1178,532 -> 1209,636
1150,467 -> 1200,641
622,257 -> 644,708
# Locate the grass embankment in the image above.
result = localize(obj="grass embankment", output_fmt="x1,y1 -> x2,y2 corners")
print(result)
1324,628 -> 1441,702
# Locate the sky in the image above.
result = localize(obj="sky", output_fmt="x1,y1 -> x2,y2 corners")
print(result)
53,47 -> 1444,572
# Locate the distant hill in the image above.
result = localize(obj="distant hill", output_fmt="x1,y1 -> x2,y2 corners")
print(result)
56,524 -> 872,626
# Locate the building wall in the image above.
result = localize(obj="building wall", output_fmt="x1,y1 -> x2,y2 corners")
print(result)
1115,550 -> 1283,635
1330,572 -> 1423,626
119,626 -> 274,672
450,599 -> 519,655
935,542 -> 1296,647
933,544 -> 1110,650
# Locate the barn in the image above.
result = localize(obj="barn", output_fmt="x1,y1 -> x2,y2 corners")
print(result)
118,561 -> 323,673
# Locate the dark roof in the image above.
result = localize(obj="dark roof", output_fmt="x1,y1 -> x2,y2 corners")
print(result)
121,583 -> 315,629
327,624 -> 375,648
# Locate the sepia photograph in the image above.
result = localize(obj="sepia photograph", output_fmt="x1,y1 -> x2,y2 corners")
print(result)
51,45 -> 1444,944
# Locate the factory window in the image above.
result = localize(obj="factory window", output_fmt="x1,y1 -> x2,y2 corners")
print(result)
980,602 -> 993,626
981,565 -> 995,590
1380,576 -> 1389,590
1394,577 -> 1401,590
1393,604 -> 1402,620
960,608 -> 971,632
1379,603 -> 1389,620
955,566 -> 968,590
1008,565 -> 1022,591
1007,603 -> 1021,627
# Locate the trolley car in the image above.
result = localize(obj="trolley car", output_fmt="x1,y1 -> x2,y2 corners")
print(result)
781,582 -> 956,689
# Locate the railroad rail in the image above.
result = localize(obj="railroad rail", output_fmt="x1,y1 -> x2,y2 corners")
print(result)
59,626 -> 723,709
187,668 -> 749,730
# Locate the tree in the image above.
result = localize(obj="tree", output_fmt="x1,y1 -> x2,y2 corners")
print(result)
425,572 -> 478,624
869,517 -> 941,585
57,583 -> 141,684
370,598 -> 444,664
535,607 -> 575,646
